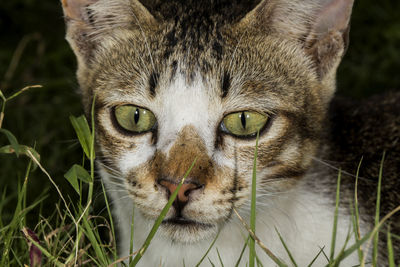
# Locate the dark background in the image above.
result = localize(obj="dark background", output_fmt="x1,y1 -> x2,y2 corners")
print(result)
0,0 -> 399,224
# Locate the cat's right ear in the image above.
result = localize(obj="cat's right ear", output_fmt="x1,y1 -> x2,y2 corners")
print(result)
236,0 -> 354,103
61,0 -> 156,67
238,1 -> 353,77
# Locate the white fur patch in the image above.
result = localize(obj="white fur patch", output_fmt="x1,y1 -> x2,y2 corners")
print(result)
153,72 -> 220,155
110,172 -> 369,266
119,138 -> 155,175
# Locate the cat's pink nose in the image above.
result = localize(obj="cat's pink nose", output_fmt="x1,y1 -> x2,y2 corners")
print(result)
158,179 -> 202,203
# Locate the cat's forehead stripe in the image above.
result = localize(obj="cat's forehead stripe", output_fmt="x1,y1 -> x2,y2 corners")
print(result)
148,71 -> 159,97
221,71 -> 230,98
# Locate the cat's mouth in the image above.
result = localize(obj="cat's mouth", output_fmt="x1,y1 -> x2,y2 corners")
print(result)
162,217 -> 213,229
160,216 -> 216,243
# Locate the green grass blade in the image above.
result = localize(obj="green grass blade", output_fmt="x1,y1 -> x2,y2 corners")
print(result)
1,162 -> 32,266
235,236 -> 250,267
0,128 -> 19,157
330,169 -> 341,261
330,225 -> 353,267
387,232 -> 400,241
373,152 -> 385,266
0,89 -> 6,102
64,229 -> 84,265
0,194 -> 47,235
195,229 -> 221,267
216,248 -> 224,267
275,227 -> 298,267
387,228 -> 395,267
80,248 -> 103,266
130,205 -> 135,264
208,257 -> 216,267
89,93 -> 96,195
64,164 -> 92,194
81,216 -> 109,265
69,115 -> 92,158
363,204 -> 400,265
10,247 -> 23,267
321,247 -> 329,263
71,96 -> 98,265
0,186 -> 9,228
233,208 -> 287,267
353,157 -> 364,263
0,92 -> 4,128
307,246 -> 325,267
100,179 -> 117,261
327,231 -> 373,266
6,85 -> 42,102
256,255 -> 264,267
0,145 -> 41,171
130,158 -> 197,266
249,131 -> 259,267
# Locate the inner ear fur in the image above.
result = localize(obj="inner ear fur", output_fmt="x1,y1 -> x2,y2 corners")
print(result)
237,0 -> 354,81
61,0 -> 156,66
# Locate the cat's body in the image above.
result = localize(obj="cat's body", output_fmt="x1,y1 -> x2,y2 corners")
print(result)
61,0 -> 400,265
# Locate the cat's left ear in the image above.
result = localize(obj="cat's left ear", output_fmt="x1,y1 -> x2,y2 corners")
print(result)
237,0 -> 354,81
61,0 -> 156,68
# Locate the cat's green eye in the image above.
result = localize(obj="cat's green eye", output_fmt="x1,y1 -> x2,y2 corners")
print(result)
114,105 -> 156,133
222,111 -> 269,137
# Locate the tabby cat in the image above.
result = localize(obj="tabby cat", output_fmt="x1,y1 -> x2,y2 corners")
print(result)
61,0 -> 400,265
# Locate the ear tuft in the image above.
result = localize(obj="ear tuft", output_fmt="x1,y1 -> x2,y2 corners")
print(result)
309,0 -> 353,41
305,0 -> 354,80
237,0 -> 354,80
61,0 -> 156,67
307,30 -> 345,79
61,0 -> 97,23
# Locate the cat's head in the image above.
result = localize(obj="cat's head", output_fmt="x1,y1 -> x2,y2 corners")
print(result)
62,0 -> 353,243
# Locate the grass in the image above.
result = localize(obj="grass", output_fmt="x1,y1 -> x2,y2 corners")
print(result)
373,152 -> 385,266
353,157 -> 364,263
330,169 -> 341,262
130,158 -> 197,266
1,88 -> 399,266
249,131 -> 259,267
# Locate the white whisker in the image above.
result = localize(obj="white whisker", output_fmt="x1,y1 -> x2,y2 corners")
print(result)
96,195 -> 131,216
311,156 -> 367,180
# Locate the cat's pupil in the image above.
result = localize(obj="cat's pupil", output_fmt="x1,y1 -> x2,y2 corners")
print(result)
240,111 -> 246,129
134,108 -> 140,124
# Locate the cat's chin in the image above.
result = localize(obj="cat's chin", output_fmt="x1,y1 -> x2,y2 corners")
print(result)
159,218 -> 217,243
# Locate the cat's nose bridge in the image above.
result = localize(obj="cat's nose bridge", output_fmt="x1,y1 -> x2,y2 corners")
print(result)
160,126 -> 214,185
156,72 -> 215,154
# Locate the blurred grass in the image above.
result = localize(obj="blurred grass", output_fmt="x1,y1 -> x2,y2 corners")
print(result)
0,0 -> 83,226
0,0 -> 399,235
337,0 -> 400,97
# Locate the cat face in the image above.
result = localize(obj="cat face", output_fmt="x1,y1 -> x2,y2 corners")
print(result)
91,28 -> 324,242
62,0 -> 353,243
